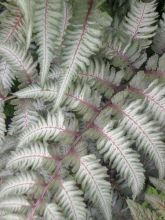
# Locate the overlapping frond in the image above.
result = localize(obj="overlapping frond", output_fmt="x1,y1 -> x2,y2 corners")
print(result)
15,0 -> 35,49
1,214 -> 26,220
34,0 -> 63,85
0,43 -> 36,84
14,82 -> 57,101
0,3 -> 25,45
104,36 -> 147,72
0,59 -> 15,90
0,172 -> 43,198
75,154 -> 112,220
18,110 -> 78,148
94,121 -> 145,197
7,142 -> 55,171
79,57 -> 124,98
8,99 -> 38,135
56,181 -> 87,220
54,0 -> 104,109
121,0 -> 158,42
112,97 -> 165,178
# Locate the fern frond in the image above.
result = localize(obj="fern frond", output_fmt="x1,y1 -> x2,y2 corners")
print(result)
0,4 -> 25,45
0,59 -> 15,90
104,36 -> 147,72
75,154 -> 112,220
94,121 -> 145,197
129,76 -> 165,126
0,196 -> 31,213
54,0 -> 103,109
15,0 -> 35,50
79,57 -> 124,98
152,12 -> 165,54
63,81 -> 101,121
34,0 -> 63,85
7,142 -> 55,172
14,82 -> 57,101
127,199 -> 158,220
8,99 -> 39,135
112,98 -> 165,178
17,110 -> 78,148
0,172 -> 44,198
0,43 -> 36,84
121,0 -> 158,41
44,203 -> 65,220
56,180 -> 87,220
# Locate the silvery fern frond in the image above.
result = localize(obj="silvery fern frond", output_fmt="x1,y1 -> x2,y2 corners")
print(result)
54,0 -> 104,109
0,43 -> 37,84
111,96 -> 165,178
56,181 -> 87,220
0,172 -> 44,198
14,82 -> 57,101
121,0 -> 158,46
7,142 -> 55,172
8,99 -> 39,135
74,155 -> 112,220
34,0 -> 63,86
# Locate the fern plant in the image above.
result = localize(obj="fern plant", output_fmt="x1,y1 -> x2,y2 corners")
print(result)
0,0 -> 164,219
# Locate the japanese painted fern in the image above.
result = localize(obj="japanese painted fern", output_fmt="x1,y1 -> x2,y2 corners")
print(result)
0,0 -> 164,220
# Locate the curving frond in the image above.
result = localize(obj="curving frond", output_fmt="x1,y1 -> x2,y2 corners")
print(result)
44,203 -> 65,220
121,0 -> 158,42
112,98 -> 165,178
94,121 -> 145,197
104,36 -> 147,72
15,0 -> 35,49
127,199 -> 158,220
79,57 -> 124,98
0,43 -> 36,84
8,99 -> 39,135
54,0 -> 103,109
14,82 -> 57,101
17,110 -> 78,148
75,154 -> 112,220
0,172 -> 44,198
56,181 -> 87,220
0,3 -> 25,45
0,59 -> 15,90
34,0 -> 63,86
7,142 -> 55,172
63,81 -> 101,121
